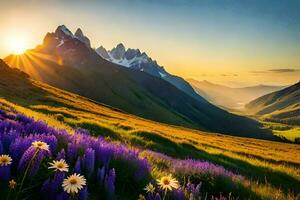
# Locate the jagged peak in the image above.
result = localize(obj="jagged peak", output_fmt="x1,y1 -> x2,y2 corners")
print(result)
74,28 -> 84,38
97,45 -> 107,51
116,43 -> 125,49
55,25 -> 73,37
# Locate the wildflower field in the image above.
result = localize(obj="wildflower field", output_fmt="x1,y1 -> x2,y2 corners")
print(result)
0,103 -> 246,199
0,76 -> 299,199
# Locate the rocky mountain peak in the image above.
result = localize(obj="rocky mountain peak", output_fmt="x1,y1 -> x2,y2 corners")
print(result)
55,25 -> 74,38
74,28 -> 91,48
110,43 -> 126,60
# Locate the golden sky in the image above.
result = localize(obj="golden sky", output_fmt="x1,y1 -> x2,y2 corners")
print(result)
0,0 -> 299,87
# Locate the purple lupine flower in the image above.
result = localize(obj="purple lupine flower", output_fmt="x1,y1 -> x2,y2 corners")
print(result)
56,149 -> 66,160
75,128 -> 90,135
0,106 -> 152,199
97,166 -> 105,186
0,165 -> 11,181
40,178 -> 51,197
24,121 -> 54,135
16,114 -> 34,124
83,148 -> 95,176
0,141 -> 3,154
171,188 -> 185,200
18,147 -> 36,173
56,192 -> 69,200
154,193 -> 162,200
78,186 -> 88,200
18,146 -> 49,178
74,157 -> 81,173
67,142 -> 77,163
105,168 -> 116,200
52,171 -> 65,191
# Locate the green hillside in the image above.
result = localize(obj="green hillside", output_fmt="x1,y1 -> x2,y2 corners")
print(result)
188,79 -> 285,110
0,59 -> 299,199
3,26 -> 276,140
246,82 -> 300,125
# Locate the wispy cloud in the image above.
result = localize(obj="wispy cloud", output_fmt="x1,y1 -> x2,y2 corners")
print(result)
220,73 -> 238,77
250,68 -> 300,74
269,68 -> 300,73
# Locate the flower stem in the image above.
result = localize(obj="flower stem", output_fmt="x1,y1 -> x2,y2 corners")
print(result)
15,150 -> 39,200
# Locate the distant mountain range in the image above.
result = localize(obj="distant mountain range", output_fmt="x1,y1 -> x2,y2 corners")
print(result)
4,25 -> 276,139
246,81 -> 300,125
188,79 -> 285,109
96,43 -> 203,102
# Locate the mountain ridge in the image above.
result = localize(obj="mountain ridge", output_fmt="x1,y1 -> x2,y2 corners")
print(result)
4,25 -> 275,139
245,81 -> 300,125
96,43 -> 205,102
188,79 -> 286,109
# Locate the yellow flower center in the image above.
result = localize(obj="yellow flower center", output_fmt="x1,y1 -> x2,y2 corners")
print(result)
162,178 -> 170,185
57,163 -> 64,168
0,157 -> 8,163
9,180 -> 17,189
70,178 -> 78,185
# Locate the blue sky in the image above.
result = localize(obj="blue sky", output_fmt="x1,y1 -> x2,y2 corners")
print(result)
0,0 -> 299,86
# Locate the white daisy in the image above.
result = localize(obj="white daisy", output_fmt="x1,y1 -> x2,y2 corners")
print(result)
62,173 -> 86,194
0,154 -> 12,166
157,174 -> 179,191
48,159 -> 69,172
32,141 -> 49,151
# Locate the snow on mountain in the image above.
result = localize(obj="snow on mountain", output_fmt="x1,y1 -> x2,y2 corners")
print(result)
96,43 -> 168,78
44,26 -> 205,103
96,43 -> 205,102
56,25 -> 74,37
53,25 -> 91,48
74,28 -> 91,48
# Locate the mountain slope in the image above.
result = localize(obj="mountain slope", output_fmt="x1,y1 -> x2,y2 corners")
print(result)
2,57 -> 300,199
4,26 -> 273,139
96,44 -> 204,102
246,81 -> 300,125
188,79 -> 285,109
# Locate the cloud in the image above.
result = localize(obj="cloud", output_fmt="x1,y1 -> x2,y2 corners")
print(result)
269,68 -> 300,73
250,68 -> 300,74
220,73 -> 238,77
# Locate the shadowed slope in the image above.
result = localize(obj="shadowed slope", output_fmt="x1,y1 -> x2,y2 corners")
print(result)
4,26 -> 275,139
0,59 -> 299,199
246,81 -> 300,125
188,79 -> 285,109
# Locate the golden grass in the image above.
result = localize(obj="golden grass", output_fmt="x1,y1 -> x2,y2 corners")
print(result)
0,79 -> 299,199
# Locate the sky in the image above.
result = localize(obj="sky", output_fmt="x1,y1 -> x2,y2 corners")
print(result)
0,0 -> 299,87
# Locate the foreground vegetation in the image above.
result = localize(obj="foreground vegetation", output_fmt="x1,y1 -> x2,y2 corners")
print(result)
0,75 -> 299,199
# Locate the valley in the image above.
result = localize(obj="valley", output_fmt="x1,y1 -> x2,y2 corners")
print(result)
0,58 -> 300,199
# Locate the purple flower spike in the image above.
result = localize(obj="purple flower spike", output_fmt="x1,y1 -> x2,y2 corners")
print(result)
74,157 -> 81,173
18,147 -> 48,178
56,192 -> 69,200
105,168 -> 116,200
56,149 -> 66,160
83,148 -> 95,176
0,165 -> 11,181
40,178 -> 50,198
97,166 -> 105,186
78,186 -> 88,200
0,141 -> 3,154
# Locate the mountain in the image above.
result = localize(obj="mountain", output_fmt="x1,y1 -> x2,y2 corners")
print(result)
96,44 -> 204,102
245,81 -> 300,125
4,25 -> 274,139
188,79 -> 285,109
1,57 -> 298,199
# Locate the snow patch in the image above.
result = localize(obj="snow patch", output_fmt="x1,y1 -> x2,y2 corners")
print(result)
159,72 -> 167,78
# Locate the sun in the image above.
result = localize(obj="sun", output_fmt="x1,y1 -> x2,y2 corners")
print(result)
8,36 -> 28,55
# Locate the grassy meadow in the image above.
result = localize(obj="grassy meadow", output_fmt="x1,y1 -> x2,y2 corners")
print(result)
0,77 -> 299,199
260,120 -> 300,142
